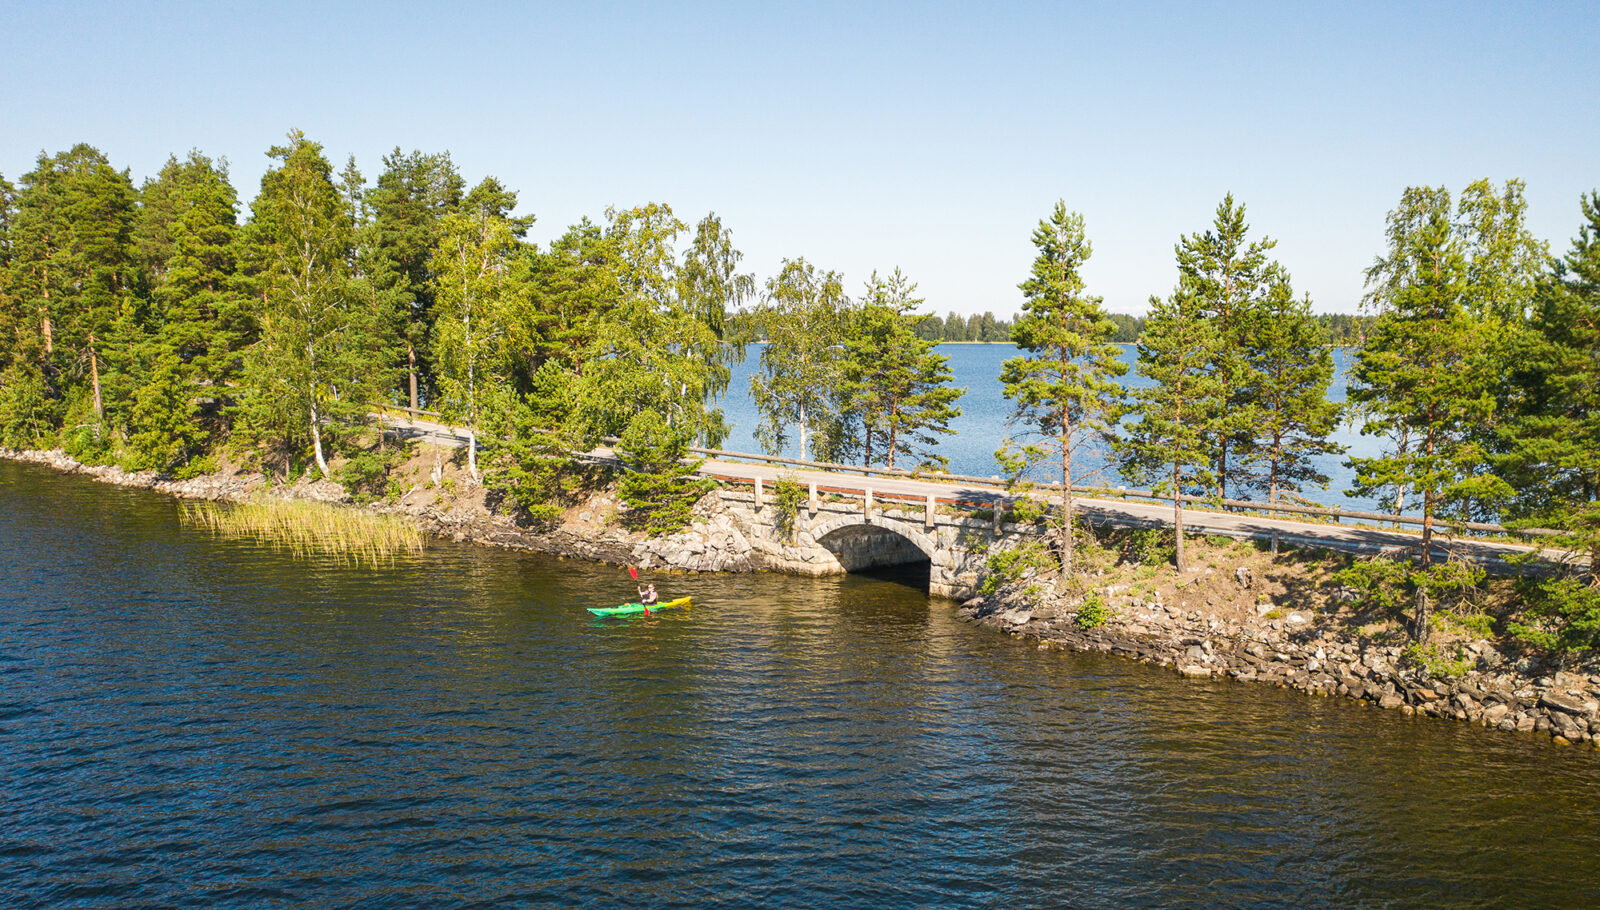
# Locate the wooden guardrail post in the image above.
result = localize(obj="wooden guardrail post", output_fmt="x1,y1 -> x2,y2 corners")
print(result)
864,487 -> 873,520
754,477 -> 763,510
925,493 -> 936,529
808,481 -> 818,517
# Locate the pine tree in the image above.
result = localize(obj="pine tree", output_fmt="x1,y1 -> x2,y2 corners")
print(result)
1118,288 -> 1223,573
1174,194 -> 1281,498
1238,279 -> 1344,553
843,268 -> 964,469
126,151 -> 248,469
615,410 -> 710,536
999,203 -> 1126,580
9,145 -> 139,435
366,148 -> 464,409
1496,191 -> 1600,652
1349,188 -> 1510,641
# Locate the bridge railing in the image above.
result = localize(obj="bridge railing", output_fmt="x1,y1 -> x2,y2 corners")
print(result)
369,402 -> 1557,543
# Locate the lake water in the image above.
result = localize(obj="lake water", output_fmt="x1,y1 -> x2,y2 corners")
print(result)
4,460 -> 1599,907
723,345 -> 1390,511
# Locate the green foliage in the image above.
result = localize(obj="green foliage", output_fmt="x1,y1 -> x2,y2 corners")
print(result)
750,257 -> 853,462
59,410 -> 113,465
1111,527 -> 1176,567
0,363 -> 59,448
1075,592 -> 1111,630
236,130 -> 389,479
124,353 -> 205,473
429,205 -> 520,479
771,473 -> 807,541
1336,556 -> 1486,627
1402,640 -> 1474,679
337,446 -> 409,504
1174,194 -> 1285,498
1349,184 -> 1516,638
1118,284 -> 1223,571
1452,611 -> 1497,640
1334,557 -> 1414,616
980,539 -> 1053,596
1238,281 -> 1344,503
843,269 -> 964,469
1494,193 -> 1600,624
365,147 -> 465,408
1508,575 -> 1600,655
999,202 -> 1126,578
914,311 -> 1015,342
616,411 -> 710,537
172,454 -> 217,481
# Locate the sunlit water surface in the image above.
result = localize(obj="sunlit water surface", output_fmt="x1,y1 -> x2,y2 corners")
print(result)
3,461 -> 1598,908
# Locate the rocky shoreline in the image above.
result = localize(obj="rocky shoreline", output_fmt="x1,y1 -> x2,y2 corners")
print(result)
0,446 -> 746,575
961,579 -> 1600,750
8,445 -> 1599,753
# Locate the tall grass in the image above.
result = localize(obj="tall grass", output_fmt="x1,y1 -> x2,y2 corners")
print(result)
182,498 -> 424,567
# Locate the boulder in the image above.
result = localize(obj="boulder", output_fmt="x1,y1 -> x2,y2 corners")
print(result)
1538,692 -> 1598,717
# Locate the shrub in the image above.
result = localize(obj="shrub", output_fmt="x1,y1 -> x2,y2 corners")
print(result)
1114,527 -> 1176,567
1507,576 -> 1600,655
337,447 -> 409,504
980,539 -> 1053,595
1076,593 -> 1111,630
1402,641 -> 1473,679
771,473 -> 807,541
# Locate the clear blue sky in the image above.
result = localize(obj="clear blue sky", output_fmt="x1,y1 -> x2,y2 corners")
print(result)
3,1 -> 1595,315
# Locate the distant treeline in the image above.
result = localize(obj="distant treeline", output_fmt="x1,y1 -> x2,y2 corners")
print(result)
913,311 -> 1012,342
911,311 -> 1367,345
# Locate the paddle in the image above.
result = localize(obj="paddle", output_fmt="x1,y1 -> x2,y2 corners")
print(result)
628,566 -> 651,614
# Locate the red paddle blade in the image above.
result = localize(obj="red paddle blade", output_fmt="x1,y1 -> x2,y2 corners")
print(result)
629,567 -> 639,581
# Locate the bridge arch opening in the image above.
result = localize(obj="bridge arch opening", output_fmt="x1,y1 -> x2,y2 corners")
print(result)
814,520 -> 936,592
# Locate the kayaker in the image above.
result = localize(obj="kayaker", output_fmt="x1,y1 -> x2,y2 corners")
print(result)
638,582 -> 659,606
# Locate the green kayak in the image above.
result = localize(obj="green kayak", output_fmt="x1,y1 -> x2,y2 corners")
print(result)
588,596 -> 692,617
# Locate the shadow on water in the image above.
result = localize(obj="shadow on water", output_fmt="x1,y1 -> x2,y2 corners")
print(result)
851,557 -> 934,594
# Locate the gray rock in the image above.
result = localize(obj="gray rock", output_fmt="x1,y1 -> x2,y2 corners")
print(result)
1538,692 -> 1598,717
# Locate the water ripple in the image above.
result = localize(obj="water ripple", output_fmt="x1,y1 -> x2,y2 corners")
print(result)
3,461 -> 1600,908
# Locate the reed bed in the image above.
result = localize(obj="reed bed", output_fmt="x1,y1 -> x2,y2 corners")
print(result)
182,498 -> 424,567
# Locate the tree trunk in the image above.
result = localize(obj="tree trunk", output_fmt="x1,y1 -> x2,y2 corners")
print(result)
41,270 -> 54,355
1217,439 -> 1228,501
468,429 -> 479,481
1173,461 -> 1187,573
1269,475 -> 1280,557
1413,433 -> 1437,642
309,401 -> 329,478
88,333 -> 104,416
1412,584 -> 1432,643
408,344 -> 419,411
798,402 -> 809,463
1061,412 -> 1074,579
